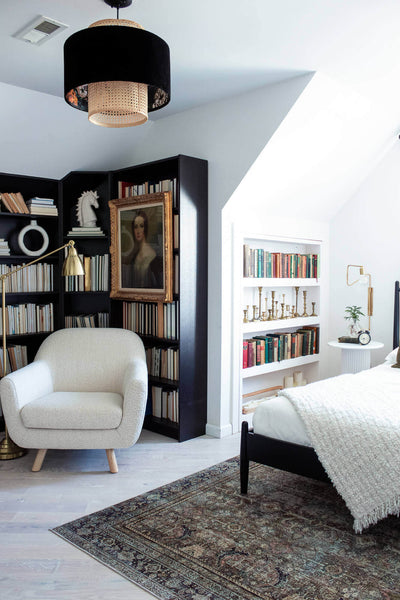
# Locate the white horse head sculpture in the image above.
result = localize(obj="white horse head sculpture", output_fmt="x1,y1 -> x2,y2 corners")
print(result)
76,190 -> 99,228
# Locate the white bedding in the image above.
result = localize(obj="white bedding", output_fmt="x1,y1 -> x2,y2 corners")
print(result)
252,361 -> 393,446
252,395 -> 312,446
252,360 -> 400,532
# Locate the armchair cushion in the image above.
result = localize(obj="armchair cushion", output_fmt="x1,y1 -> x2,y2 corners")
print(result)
20,392 -> 123,430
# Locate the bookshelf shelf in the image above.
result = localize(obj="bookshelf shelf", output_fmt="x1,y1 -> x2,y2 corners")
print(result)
6,331 -> 53,339
1,255 -> 59,261
243,277 -> 320,288
64,291 -> 109,295
5,292 -> 58,297
243,316 -> 320,334
0,213 -> 58,219
149,375 -> 179,389
242,354 -> 320,378
143,415 -> 179,439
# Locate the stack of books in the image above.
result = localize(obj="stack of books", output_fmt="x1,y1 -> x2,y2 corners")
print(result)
67,226 -> 105,237
0,192 -> 29,214
0,238 -> 10,256
27,197 -> 58,216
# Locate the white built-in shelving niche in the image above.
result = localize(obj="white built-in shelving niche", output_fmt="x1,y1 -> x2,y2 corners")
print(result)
232,231 -> 323,432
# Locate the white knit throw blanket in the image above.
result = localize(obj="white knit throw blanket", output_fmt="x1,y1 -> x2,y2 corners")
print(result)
279,365 -> 400,533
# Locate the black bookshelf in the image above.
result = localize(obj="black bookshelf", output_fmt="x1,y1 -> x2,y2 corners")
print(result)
110,155 -> 208,442
60,171 -> 111,328
0,156 -> 208,443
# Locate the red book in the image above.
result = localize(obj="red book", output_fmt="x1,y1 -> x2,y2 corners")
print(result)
243,340 -> 248,368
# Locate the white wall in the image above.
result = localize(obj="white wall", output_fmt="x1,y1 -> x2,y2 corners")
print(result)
0,82 -> 153,179
329,138 -> 400,374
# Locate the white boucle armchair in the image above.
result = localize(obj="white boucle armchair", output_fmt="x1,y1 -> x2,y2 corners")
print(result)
0,328 -> 148,473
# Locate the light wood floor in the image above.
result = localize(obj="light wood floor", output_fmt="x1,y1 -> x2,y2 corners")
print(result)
0,430 -> 240,600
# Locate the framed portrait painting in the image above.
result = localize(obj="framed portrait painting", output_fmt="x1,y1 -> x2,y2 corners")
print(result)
109,191 -> 173,302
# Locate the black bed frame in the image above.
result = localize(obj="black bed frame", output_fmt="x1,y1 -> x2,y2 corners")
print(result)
240,280 -> 400,494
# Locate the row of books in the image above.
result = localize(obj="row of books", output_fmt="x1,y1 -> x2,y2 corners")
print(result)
0,262 -> 54,293
0,192 -> 29,214
0,303 -> 54,335
151,385 -> 179,422
0,345 -> 28,376
64,254 -> 109,292
243,245 -> 320,278
243,326 -> 319,368
146,346 -> 179,381
0,193 -> 58,216
65,313 -> 110,328
118,178 -> 178,209
122,301 -> 180,340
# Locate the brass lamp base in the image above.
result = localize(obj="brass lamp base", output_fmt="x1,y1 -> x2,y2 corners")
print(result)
0,432 -> 27,460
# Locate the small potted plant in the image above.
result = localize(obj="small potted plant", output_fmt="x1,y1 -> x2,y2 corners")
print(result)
344,305 -> 365,337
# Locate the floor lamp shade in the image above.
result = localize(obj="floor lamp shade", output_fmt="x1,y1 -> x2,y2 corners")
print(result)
64,20 -> 170,128
62,244 -> 85,276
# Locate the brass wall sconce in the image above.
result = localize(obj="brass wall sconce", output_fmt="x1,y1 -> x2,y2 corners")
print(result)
346,264 -> 373,330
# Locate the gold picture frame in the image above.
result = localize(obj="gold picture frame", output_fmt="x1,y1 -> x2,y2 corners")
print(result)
109,192 -> 173,302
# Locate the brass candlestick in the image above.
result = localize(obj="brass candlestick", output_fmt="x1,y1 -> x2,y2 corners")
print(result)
274,300 -> 279,319
243,306 -> 249,323
267,309 -> 273,320
264,297 -> 268,317
301,290 -> 309,317
271,291 -> 276,319
258,287 -> 263,320
291,306 -> 295,318
280,303 -> 285,319
252,305 -> 258,321
286,304 -> 290,319
294,286 -> 300,317
311,302 -> 317,317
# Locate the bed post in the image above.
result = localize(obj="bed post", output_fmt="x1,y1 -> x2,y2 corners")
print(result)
240,421 -> 249,494
394,281 -> 399,350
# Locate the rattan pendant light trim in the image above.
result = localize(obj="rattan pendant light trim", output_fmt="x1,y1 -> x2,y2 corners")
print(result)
64,5 -> 170,128
87,19 -> 148,128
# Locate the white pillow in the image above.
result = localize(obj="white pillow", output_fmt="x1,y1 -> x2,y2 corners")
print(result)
385,347 -> 399,364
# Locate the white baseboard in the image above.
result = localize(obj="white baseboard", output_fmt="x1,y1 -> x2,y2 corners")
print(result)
205,423 -> 233,438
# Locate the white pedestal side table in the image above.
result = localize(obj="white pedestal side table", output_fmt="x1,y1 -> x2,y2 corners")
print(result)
328,341 -> 384,374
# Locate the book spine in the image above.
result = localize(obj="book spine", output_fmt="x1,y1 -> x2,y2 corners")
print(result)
243,340 -> 248,368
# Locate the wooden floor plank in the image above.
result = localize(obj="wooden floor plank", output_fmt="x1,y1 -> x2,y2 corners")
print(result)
0,429 -> 239,599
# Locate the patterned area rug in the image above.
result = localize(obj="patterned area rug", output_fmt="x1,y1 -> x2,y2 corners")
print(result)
51,457 -> 400,600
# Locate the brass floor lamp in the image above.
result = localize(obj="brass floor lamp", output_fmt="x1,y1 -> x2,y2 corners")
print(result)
0,240 -> 84,460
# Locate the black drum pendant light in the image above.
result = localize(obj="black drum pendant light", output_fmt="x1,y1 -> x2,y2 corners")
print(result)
64,0 -> 170,128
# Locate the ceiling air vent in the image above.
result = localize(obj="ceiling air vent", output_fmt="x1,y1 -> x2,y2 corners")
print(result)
14,16 -> 68,46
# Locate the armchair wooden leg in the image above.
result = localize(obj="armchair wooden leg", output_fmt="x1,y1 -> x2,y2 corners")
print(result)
32,449 -> 47,472
106,449 -> 118,473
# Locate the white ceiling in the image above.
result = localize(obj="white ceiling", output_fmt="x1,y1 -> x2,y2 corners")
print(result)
1,0 -> 400,123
